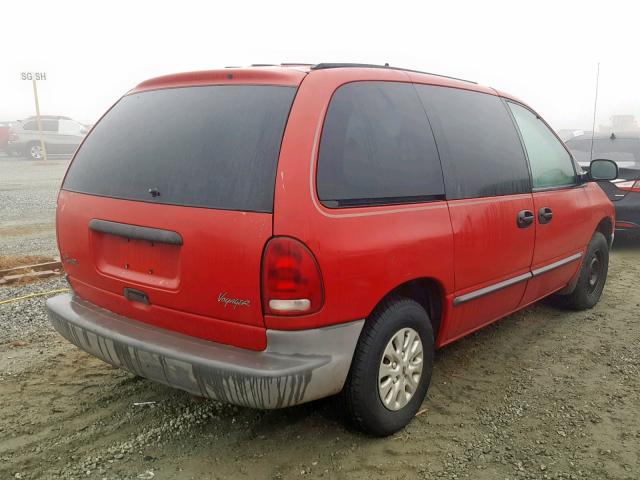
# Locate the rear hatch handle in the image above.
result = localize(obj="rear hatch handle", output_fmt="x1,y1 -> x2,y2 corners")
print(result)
123,287 -> 150,305
89,219 -> 183,245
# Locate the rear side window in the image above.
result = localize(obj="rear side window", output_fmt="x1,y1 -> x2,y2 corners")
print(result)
508,102 -> 576,189
41,119 -> 58,132
22,119 -> 57,131
317,81 -> 444,207
63,85 -> 296,213
415,85 -> 530,199
59,119 -> 85,136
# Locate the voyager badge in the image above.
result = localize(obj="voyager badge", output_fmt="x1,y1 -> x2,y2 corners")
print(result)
217,292 -> 251,309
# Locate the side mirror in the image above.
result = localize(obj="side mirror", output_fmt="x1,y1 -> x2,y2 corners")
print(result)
589,159 -> 618,181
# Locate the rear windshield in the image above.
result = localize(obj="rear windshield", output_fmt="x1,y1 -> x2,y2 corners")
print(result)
63,85 -> 296,212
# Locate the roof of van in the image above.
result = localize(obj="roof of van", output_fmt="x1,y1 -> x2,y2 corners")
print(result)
132,64 -> 518,101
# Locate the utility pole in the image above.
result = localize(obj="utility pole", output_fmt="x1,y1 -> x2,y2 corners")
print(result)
21,72 -> 48,161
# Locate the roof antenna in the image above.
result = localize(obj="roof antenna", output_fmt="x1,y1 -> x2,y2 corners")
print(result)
589,62 -> 600,161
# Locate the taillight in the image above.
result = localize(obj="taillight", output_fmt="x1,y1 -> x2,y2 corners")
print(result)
262,237 -> 324,316
617,180 -> 640,192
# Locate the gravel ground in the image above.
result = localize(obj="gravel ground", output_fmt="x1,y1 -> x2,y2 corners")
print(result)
0,276 -> 69,344
0,238 -> 639,480
0,154 -> 70,257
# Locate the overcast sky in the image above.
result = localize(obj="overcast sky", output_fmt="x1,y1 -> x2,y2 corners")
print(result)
2,0 -> 638,131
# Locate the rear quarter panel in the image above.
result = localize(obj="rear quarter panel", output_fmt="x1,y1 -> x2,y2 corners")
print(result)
271,68 -> 455,331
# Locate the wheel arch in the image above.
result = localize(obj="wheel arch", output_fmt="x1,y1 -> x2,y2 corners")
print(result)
596,216 -> 614,247
369,277 -> 445,341
557,217 -> 614,297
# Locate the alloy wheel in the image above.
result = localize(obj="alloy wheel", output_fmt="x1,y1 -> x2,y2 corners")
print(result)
30,144 -> 43,160
378,327 -> 423,411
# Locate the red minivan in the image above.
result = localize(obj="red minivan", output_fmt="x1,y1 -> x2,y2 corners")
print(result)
47,64 -> 618,436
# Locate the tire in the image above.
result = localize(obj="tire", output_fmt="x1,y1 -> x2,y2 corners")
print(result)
557,231 -> 609,310
342,296 -> 434,437
27,142 -> 43,160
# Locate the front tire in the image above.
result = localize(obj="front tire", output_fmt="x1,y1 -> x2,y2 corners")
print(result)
558,231 -> 609,310
342,296 -> 434,437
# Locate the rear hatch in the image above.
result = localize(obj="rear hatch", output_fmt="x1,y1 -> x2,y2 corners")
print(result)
58,83 -> 297,350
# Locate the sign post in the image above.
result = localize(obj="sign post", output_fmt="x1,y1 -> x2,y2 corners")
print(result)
21,72 -> 48,161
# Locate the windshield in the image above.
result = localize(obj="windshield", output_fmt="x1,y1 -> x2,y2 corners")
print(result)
63,85 -> 296,212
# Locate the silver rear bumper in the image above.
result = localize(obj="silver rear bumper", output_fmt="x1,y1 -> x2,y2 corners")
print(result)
46,294 -> 363,409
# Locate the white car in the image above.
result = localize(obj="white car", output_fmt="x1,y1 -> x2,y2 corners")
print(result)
7,115 -> 88,159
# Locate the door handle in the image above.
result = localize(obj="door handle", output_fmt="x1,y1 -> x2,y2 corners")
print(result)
538,207 -> 553,224
517,210 -> 535,228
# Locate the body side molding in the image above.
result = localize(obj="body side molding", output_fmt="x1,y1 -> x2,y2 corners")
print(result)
453,252 -> 584,306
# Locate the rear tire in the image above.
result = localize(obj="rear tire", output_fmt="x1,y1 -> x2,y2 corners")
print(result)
342,296 -> 434,437
27,142 -> 43,160
557,231 -> 609,310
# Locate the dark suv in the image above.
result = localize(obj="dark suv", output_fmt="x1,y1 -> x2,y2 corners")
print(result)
566,133 -> 640,234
